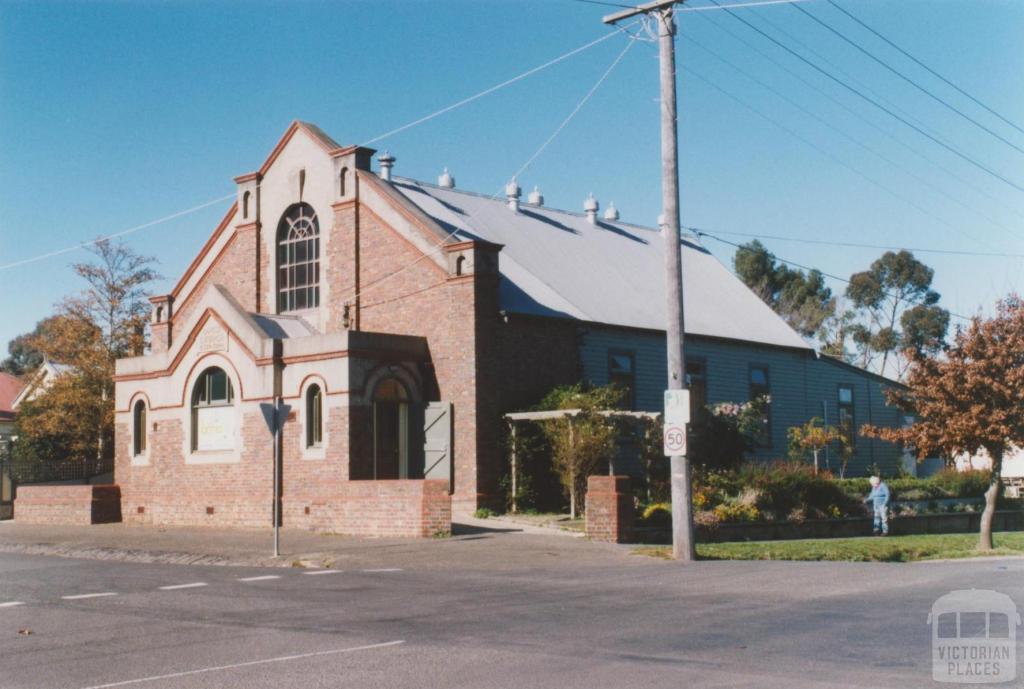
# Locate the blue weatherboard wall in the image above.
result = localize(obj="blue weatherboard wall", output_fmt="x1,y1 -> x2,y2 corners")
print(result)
579,325 -> 904,476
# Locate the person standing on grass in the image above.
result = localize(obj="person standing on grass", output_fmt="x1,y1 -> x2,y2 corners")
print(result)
864,476 -> 890,536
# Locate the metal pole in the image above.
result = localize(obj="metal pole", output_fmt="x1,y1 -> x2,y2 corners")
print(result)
510,422 -> 518,514
273,394 -> 280,558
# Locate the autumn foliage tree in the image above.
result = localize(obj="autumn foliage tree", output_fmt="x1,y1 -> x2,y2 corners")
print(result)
863,296 -> 1024,550
13,240 -> 158,467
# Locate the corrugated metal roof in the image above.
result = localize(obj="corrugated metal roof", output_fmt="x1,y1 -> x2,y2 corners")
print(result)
392,178 -> 811,351
251,313 -> 319,339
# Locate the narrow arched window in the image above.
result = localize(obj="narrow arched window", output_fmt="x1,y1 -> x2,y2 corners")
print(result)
340,167 -> 349,197
277,203 -> 320,312
132,399 -> 147,456
306,384 -> 323,448
242,190 -> 251,219
191,367 -> 235,452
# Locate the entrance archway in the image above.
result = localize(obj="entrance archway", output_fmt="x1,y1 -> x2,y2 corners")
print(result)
373,378 -> 409,479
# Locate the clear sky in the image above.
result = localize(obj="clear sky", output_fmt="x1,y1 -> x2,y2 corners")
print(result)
1,0 -> 1022,355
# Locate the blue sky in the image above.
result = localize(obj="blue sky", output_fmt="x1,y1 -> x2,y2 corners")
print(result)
2,0 -> 1022,354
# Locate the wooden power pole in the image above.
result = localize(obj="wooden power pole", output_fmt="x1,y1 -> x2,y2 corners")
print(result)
604,0 -> 695,561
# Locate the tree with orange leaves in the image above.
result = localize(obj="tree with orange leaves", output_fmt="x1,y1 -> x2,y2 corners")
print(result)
863,296 -> 1024,550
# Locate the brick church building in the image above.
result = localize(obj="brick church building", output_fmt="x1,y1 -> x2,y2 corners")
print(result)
113,121 -> 903,535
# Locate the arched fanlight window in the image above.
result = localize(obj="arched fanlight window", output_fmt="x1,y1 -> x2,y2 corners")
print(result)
191,367 -> 235,452
132,399 -> 147,456
306,384 -> 323,448
277,203 -> 320,312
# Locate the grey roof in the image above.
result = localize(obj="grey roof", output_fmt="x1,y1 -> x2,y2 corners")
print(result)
251,313 -> 319,339
392,178 -> 811,351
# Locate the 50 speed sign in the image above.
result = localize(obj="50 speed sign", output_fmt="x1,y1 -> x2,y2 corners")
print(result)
663,389 -> 691,456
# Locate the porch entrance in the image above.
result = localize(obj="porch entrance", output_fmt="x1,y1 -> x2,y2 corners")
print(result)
373,378 -> 409,479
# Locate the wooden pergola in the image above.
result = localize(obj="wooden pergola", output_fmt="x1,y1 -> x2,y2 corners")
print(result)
503,409 -> 660,514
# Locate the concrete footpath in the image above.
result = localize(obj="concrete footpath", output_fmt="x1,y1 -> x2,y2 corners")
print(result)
0,518 -> 632,572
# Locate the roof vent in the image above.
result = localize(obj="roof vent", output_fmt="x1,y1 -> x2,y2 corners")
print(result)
505,178 -> 521,212
378,151 -> 396,182
603,202 -> 619,222
438,168 -> 455,188
527,185 -> 544,207
583,193 -> 599,225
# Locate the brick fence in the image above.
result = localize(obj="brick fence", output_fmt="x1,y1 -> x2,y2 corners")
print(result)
15,485 -> 122,525
585,475 -> 633,543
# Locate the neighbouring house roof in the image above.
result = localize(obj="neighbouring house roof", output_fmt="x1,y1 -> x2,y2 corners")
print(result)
392,178 -> 811,351
0,372 -> 24,422
11,360 -> 74,410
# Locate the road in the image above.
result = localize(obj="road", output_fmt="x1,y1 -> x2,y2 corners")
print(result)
0,541 -> 1022,689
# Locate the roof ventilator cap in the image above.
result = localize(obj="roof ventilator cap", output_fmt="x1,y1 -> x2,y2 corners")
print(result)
506,178 -> 521,212
378,151 -> 396,182
527,185 -> 544,207
584,193 -> 599,225
603,202 -> 619,222
438,168 -> 455,188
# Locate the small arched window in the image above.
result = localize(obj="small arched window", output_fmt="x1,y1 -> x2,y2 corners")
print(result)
306,384 -> 323,448
132,399 -> 147,456
277,203 -> 320,312
242,190 -> 251,219
191,367 -> 235,452
339,167 -> 349,197
455,255 -> 466,276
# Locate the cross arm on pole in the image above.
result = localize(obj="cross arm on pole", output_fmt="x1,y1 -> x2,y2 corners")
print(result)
602,0 -> 679,25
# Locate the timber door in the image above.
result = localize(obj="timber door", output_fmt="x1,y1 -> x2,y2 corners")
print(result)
423,402 -> 453,492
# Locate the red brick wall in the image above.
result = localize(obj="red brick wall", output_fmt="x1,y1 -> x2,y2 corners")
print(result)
287,479 -> 451,537
174,226 -> 260,331
585,475 -> 633,543
15,485 -> 121,525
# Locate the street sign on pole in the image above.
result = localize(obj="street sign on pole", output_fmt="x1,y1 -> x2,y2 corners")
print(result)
663,389 -> 690,456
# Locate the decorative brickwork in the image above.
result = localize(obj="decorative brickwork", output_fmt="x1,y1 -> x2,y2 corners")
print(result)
15,485 -> 122,525
585,475 -> 633,543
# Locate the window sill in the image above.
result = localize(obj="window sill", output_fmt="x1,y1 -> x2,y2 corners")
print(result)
130,454 -> 149,467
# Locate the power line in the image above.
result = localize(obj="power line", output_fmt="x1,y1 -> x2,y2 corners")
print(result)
681,29 -> 1021,246
826,0 -> 1024,138
696,230 -> 975,322
347,32 -> 638,306
0,192 -> 237,273
359,23 -> 636,147
792,2 -> 1024,157
709,0 -> 1024,194
571,0 -> 814,10
680,63 -> 1008,250
684,226 -> 1024,259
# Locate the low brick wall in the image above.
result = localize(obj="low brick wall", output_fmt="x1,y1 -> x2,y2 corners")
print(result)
15,485 -> 122,525
586,476 -> 632,543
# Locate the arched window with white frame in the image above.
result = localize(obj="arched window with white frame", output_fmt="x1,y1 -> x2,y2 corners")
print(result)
132,399 -> 147,457
191,367 -> 235,452
277,203 -> 320,312
306,383 -> 323,448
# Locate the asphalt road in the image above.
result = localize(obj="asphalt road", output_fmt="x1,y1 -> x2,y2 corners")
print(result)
0,545 -> 1022,689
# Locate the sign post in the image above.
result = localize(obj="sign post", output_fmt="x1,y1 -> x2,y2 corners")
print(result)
663,389 -> 690,456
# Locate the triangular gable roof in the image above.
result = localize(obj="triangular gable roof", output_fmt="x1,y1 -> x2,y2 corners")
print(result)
0,372 -> 23,420
391,177 -> 811,351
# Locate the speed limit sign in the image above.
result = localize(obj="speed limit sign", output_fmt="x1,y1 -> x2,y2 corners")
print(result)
663,389 -> 690,456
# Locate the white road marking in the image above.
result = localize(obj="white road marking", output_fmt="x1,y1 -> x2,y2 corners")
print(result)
62,592 -> 117,600
0,601 -> 25,608
302,569 -> 343,576
77,639 -> 406,689
363,568 -> 402,573
237,575 -> 281,582
158,582 -> 207,590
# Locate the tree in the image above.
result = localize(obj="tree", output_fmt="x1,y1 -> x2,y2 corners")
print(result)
846,250 -> 949,378
817,300 -> 857,363
536,384 -> 622,519
16,240 -> 158,467
862,296 -> 1024,551
787,417 -> 845,475
733,241 -> 835,339
0,316 -> 64,376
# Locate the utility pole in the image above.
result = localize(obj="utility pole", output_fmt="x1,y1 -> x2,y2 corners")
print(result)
604,0 -> 695,561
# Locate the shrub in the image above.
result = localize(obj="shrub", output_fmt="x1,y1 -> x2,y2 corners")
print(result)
474,507 -> 496,519
639,502 -> 672,529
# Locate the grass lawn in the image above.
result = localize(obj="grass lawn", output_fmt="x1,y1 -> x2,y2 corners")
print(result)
634,532 -> 1024,563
